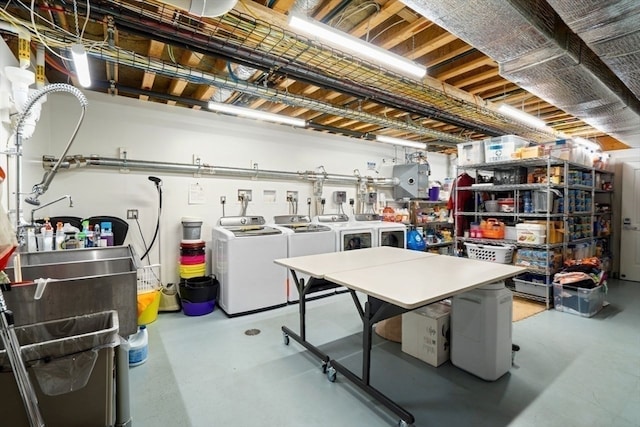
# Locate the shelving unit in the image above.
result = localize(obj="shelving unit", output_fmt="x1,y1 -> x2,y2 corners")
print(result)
455,156 -> 614,308
409,200 -> 455,254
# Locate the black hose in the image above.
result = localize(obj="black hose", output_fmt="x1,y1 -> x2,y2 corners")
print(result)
141,183 -> 162,261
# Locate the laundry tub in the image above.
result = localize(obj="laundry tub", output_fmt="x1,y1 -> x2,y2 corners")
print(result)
0,310 -> 119,426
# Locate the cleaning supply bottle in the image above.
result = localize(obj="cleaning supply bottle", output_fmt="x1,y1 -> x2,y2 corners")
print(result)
82,220 -> 93,247
55,222 -> 64,250
93,223 -> 101,247
100,222 -> 113,246
42,219 -> 53,251
128,326 -> 149,367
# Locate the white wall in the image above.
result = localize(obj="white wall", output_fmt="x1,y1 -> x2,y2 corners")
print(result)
19,89 -> 451,283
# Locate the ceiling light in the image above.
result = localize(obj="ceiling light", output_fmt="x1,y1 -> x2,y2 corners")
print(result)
498,104 -> 547,129
207,101 -> 306,127
71,44 -> 91,88
376,135 -> 427,150
288,15 -> 427,80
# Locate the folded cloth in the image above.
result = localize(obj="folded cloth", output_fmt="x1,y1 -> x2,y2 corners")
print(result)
137,291 -> 157,317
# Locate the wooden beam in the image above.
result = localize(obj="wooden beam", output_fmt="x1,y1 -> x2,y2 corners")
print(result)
271,0 -> 296,14
350,1 -> 408,41
421,39 -> 472,68
433,53 -> 496,82
451,68 -> 499,89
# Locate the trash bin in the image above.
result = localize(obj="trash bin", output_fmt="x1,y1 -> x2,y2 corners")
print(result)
0,310 -> 119,427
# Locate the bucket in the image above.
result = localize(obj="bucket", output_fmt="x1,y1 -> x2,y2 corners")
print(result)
181,217 -> 203,241
428,186 -> 440,201
137,289 -> 161,325
179,275 -> 219,302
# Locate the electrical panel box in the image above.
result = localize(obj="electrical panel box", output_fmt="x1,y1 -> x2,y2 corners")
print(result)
333,191 -> 347,204
367,192 -> 377,205
392,163 -> 430,200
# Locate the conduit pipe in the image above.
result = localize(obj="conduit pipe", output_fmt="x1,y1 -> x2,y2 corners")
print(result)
84,47 -> 465,144
42,155 -> 399,187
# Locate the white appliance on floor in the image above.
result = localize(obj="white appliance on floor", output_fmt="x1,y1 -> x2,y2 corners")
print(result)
353,213 -> 407,249
273,215 -> 337,303
314,214 -> 375,252
450,281 -> 513,381
212,216 -> 288,316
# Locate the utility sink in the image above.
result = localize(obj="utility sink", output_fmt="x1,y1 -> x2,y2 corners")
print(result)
3,246 -> 139,336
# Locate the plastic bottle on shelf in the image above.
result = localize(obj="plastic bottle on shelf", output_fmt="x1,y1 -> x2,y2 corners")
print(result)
128,325 -> 149,367
100,222 -> 113,246
42,219 -> 53,251
55,222 -> 64,250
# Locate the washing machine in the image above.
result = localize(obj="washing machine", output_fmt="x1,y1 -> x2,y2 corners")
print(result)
273,215 -> 337,303
212,216 -> 288,316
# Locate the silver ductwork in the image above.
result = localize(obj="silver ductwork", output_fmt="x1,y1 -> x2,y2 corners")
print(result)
545,0 -> 640,102
401,0 -> 640,147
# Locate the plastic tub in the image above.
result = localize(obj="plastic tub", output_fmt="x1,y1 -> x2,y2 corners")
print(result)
137,290 -> 161,325
182,299 -> 216,316
484,200 -> 499,212
179,276 -> 219,302
181,217 -> 203,241
180,254 -> 206,265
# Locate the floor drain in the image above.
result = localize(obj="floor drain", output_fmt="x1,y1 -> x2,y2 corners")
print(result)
245,328 -> 261,336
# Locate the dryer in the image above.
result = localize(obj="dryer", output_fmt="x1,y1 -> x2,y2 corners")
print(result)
212,216 -> 288,316
376,222 -> 407,249
314,214 -> 375,252
273,215 -> 336,303
352,213 -> 406,249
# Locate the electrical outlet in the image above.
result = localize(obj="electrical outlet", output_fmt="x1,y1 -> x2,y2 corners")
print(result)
237,189 -> 252,202
127,209 -> 139,219
220,196 -> 226,204
286,191 -> 298,202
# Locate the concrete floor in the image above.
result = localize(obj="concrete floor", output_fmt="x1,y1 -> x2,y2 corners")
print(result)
129,278 -> 640,427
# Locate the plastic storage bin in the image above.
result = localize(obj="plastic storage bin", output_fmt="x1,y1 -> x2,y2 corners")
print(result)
553,283 -> 605,317
513,278 -> 552,298
484,135 -> 530,162
457,140 -> 485,166
516,223 -> 546,244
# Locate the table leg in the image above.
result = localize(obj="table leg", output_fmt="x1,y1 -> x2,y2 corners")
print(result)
328,297 -> 414,425
281,270 -> 330,367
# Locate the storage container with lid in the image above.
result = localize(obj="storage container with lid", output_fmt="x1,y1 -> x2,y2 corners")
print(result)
516,222 -> 546,244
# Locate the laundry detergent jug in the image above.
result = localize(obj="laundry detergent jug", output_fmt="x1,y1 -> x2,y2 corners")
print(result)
406,229 -> 426,251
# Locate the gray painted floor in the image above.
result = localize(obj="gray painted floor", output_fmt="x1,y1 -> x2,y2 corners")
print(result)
129,279 -> 640,427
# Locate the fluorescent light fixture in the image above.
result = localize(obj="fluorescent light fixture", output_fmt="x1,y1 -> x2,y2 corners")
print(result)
71,44 -> 91,88
376,135 -> 427,150
207,101 -> 306,127
288,14 -> 427,79
498,104 -> 547,129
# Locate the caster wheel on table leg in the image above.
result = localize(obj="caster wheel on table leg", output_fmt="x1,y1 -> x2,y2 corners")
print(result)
321,361 -> 328,373
283,333 -> 290,346
326,365 -> 337,383
398,420 -> 413,427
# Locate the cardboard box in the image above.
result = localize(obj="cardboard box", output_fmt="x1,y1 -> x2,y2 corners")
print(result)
520,145 -> 544,159
401,302 -> 451,367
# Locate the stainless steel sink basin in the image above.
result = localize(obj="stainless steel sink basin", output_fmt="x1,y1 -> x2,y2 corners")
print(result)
3,246 -> 139,336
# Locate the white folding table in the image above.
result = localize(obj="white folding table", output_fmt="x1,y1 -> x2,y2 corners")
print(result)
275,247 -> 525,426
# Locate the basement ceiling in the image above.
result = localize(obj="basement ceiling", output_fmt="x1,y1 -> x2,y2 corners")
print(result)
1,0 -> 638,152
